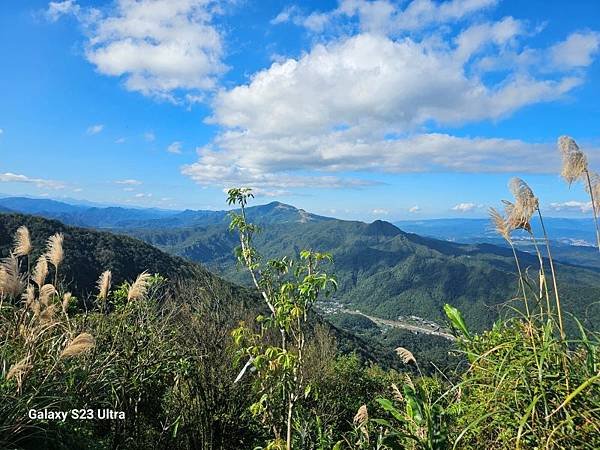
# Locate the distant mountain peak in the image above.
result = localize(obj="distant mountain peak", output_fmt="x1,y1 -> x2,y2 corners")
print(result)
365,220 -> 402,237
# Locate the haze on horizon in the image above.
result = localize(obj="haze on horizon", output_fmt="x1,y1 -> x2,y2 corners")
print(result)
1,0 -> 599,221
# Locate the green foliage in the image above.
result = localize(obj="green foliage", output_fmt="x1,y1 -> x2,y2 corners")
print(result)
228,188 -> 338,449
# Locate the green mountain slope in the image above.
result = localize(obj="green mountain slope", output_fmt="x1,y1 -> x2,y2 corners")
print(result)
127,209 -> 600,333
0,213 -> 216,297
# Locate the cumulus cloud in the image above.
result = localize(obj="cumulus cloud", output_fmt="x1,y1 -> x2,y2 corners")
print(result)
167,141 -> 183,154
273,0 -> 498,35
451,202 -> 483,212
184,16 -> 592,189
86,124 -> 104,135
548,200 -> 592,213
0,128 -> 4,135
115,179 -> 142,185
144,132 -> 156,142
47,0 -> 226,102
409,205 -> 421,213
550,31 -> 600,68
134,192 -> 152,198
0,172 -> 66,190
115,137 -> 126,144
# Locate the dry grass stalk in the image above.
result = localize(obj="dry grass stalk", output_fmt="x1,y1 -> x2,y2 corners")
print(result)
353,404 -> 368,426
32,255 -> 48,287
46,233 -> 64,269
22,285 -> 35,309
97,270 -> 112,300
62,292 -> 72,313
7,356 -> 32,381
39,304 -> 57,324
508,178 -> 538,229
13,226 -> 32,257
489,207 -> 511,242
39,284 -> 56,307
558,135 -> 587,185
395,346 -> 417,365
60,333 -> 96,358
391,383 -> 404,402
0,254 -> 23,298
128,271 -> 152,301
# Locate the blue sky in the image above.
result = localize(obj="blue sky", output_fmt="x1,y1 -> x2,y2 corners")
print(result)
0,0 -> 599,220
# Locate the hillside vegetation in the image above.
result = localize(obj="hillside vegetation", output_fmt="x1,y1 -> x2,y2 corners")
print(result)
126,209 -> 600,334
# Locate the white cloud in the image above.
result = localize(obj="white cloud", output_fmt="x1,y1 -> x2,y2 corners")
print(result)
144,132 -> 155,142
271,6 -> 297,25
181,6 -> 596,189
550,31 -> 600,68
115,179 -> 142,185
0,172 -> 66,190
452,202 -> 483,212
115,137 -> 126,144
134,192 -> 152,198
409,205 -> 421,213
337,0 -> 498,34
0,128 -> 4,135
372,208 -> 389,215
122,187 -> 135,192
548,201 -> 592,213
48,0 -> 227,102
276,0 -> 498,35
45,0 -> 80,22
167,141 -> 183,154
86,124 -> 104,135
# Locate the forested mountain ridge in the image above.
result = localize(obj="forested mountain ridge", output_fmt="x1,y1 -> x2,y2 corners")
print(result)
0,213 -> 217,297
125,210 -> 600,333
0,197 -> 331,229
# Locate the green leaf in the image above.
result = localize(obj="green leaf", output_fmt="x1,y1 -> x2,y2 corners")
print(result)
444,303 -> 471,339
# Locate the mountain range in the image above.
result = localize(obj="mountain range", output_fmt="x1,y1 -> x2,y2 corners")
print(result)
2,196 -> 599,335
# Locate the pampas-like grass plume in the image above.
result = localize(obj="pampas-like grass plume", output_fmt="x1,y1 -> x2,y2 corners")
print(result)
391,383 -> 404,402
32,255 -> 48,287
60,333 -> 95,358
0,254 -> 23,298
395,347 -> 416,365
558,135 -> 587,185
508,178 -> 538,229
7,356 -> 32,381
13,226 -> 32,257
39,284 -> 56,307
46,233 -> 64,269
489,207 -> 511,242
62,292 -> 72,313
22,285 -> 35,309
127,271 -> 152,301
353,404 -> 368,426
97,270 -> 112,300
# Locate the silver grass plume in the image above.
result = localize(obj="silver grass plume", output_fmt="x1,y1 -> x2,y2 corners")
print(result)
395,347 -> 417,365
353,404 -> 369,427
39,284 -> 56,307
61,333 -> 95,358
46,233 -> 64,269
508,178 -> 538,231
97,270 -> 112,300
558,135 -> 588,185
62,292 -> 72,313
127,271 -> 152,301
13,226 -> 32,257
31,255 -> 48,287
0,254 -> 23,298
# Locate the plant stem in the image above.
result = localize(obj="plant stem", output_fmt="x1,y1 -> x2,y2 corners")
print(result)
584,170 -> 600,252
536,210 -> 564,340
